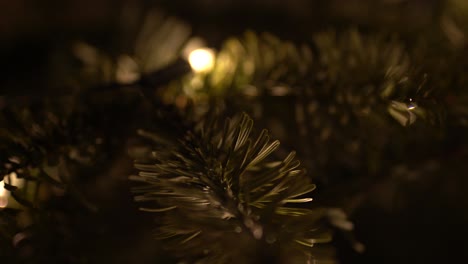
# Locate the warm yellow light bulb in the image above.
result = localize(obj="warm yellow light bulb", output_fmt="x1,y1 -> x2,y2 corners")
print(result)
0,181 -> 7,208
0,173 -> 24,209
188,48 -> 215,73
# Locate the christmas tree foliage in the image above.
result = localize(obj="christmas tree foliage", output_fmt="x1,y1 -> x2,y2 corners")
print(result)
1,1 -> 468,263
131,113 -> 329,263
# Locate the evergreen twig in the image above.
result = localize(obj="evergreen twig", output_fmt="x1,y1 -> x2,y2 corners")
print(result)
131,113 -> 330,263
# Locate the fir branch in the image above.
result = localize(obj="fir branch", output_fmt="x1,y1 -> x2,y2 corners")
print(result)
171,30 -> 444,185
131,113 -> 329,263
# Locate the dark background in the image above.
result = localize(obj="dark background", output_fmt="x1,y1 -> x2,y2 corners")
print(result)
1,1 -> 467,263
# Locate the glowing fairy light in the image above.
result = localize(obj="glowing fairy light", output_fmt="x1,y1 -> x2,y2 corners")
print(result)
182,37 -> 216,73
0,172 -> 25,209
0,180 -> 7,208
188,48 -> 215,73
